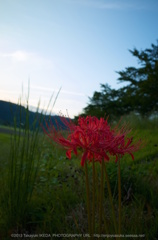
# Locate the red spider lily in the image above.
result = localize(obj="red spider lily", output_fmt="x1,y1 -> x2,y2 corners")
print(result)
104,133 -> 142,162
43,115 -> 142,166
43,116 -> 113,166
98,121 -> 143,162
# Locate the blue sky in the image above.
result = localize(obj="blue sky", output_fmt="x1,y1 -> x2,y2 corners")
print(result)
0,0 -> 158,117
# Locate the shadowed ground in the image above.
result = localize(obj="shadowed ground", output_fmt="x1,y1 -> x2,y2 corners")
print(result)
0,127 -> 14,135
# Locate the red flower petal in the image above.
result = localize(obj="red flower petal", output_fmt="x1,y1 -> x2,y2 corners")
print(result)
66,150 -> 71,159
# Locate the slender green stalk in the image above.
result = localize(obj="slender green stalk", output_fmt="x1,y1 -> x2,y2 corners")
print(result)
1,88 -> 58,229
95,165 -> 100,220
100,160 -> 109,234
103,161 -> 117,234
92,158 -> 95,237
85,160 -> 91,235
7,99 -> 43,225
118,158 -> 121,234
99,160 -> 104,234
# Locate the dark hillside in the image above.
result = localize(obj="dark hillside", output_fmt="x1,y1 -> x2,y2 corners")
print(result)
0,100 -> 27,126
0,100 -> 70,129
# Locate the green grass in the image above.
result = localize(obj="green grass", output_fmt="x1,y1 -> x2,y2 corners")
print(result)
0,125 -> 13,129
0,115 -> 158,239
0,133 -> 11,177
0,132 -> 11,148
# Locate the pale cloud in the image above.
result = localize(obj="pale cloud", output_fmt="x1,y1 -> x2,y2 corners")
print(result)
0,50 -> 54,68
62,89 -> 85,97
31,85 -> 85,97
1,50 -> 31,62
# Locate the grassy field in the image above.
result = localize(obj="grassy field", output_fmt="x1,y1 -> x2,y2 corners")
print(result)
0,117 -> 158,240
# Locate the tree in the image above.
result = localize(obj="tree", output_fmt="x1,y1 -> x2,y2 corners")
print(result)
117,42 -> 158,116
81,41 -> 158,119
82,84 -> 122,120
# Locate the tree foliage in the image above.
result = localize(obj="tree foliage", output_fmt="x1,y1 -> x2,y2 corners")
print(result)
82,42 -> 158,119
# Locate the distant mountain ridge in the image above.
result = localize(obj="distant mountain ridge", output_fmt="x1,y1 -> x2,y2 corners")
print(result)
0,100 -> 70,130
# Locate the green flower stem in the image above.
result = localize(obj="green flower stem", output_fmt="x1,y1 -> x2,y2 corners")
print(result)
103,161 -> 117,234
85,160 -> 91,235
92,158 -> 96,237
99,160 -> 104,234
118,158 -> 121,234
95,165 -> 100,219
